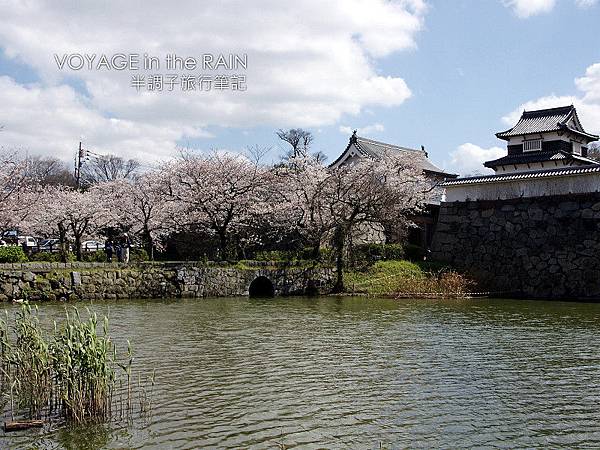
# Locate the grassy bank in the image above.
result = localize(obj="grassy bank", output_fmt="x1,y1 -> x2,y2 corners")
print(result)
345,260 -> 474,298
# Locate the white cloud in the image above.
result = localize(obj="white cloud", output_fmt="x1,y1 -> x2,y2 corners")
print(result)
575,0 -> 598,7
503,0 -> 556,18
446,143 -> 505,176
0,76 -> 198,164
502,62 -> 600,137
501,94 -> 578,125
339,123 -> 385,136
0,0 -> 426,160
503,0 -> 597,18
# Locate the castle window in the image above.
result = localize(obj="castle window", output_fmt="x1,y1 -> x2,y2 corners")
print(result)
523,139 -> 542,152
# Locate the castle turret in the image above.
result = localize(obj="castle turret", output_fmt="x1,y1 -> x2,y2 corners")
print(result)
484,105 -> 599,173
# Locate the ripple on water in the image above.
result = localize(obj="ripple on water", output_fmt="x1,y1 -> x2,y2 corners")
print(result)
4,297 -> 600,449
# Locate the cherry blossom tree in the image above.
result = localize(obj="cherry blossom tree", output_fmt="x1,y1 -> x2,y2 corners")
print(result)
29,186 -> 112,261
0,150 -> 39,235
272,151 -> 432,290
325,151 -> 432,291
162,150 -> 271,259
271,155 -> 332,257
93,174 -> 177,259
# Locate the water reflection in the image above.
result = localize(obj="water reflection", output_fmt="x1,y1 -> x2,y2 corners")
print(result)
3,297 -> 600,448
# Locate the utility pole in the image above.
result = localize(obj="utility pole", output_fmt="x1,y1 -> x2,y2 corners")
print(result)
75,141 -> 84,189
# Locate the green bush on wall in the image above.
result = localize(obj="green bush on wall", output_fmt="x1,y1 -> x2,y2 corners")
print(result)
0,246 -> 28,263
403,244 -> 426,261
353,243 -> 405,264
29,251 -> 76,262
82,250 -> 107,262
253,248 -> 331,262
130,248 -> 149,262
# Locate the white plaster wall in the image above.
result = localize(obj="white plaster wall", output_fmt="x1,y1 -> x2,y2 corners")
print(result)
506,132 -> 560,147
494,161 -> 566,173
445,172 -> 600,202
506,132 -> 588,155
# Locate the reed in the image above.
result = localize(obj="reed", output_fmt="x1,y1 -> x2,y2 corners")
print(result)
0,303 -> 148,425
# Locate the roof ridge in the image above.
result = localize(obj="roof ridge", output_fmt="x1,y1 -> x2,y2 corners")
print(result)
444,164 -> 600,186
355,135 -> 422,153
522,105 -> 574,118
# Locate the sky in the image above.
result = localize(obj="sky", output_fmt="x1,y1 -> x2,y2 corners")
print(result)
0,0 -> 599,175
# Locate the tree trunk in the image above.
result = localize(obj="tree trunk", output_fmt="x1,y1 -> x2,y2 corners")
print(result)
58,223 -> 68,263
74,234 -> 82,261
332,225 -> 346,293
310,239 -> 321,260
217,230 -> 227,261
143,225 -> 153,260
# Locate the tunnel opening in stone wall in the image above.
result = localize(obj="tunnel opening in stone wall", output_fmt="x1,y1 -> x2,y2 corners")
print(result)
248,276 -> 275,298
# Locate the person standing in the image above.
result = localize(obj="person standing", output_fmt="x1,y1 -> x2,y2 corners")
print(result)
122,233 -> 131,264
115,241 -> 123,263
105,239 -> 114,262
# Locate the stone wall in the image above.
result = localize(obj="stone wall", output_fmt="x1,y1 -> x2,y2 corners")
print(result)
0,262 -> 335,302
431,193 -> 600,299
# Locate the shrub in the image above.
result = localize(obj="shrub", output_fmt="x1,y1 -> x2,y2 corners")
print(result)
404,243 -> 426,261
316,247 -> 333,262
254,250 -> 290,261
0,246 -> 28,263
29,251 -> 76,262
130,248 -> 149,262
82,250 -> 107,262
252,248 -> 332,264
353,243 -> 405,265
299,247 -> 332,261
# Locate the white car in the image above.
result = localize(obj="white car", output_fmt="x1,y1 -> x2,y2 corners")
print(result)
81,240 -> 105,251
18,236 -> 37,248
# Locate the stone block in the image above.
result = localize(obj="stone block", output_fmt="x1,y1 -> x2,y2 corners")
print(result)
23,271 -> 35,282
481,208 -> 494,218
582,209 -> 594,219
558,201 -> 578,212
71,271 -> 82,286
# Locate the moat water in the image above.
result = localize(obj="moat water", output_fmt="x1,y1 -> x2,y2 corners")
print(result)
3,296 -> 600,449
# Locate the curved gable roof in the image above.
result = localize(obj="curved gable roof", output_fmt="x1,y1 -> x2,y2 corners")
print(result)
496,105 -> 598,141
330,133 -> 457,178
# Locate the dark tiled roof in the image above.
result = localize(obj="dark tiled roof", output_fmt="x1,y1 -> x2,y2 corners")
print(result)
331,134 -> 457,177
484,150 -> 598,168
443,164 -> 600,186
496,105 -> 598,141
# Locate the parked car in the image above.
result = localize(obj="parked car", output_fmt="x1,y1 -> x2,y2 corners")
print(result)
81,240 -> 105,251
38,238 -> 61,252
18,236 -> 37,248
2,230 -> 19,245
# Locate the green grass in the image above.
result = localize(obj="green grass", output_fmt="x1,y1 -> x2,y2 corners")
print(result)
345,260 -> 473,297
345,260 -> 425,295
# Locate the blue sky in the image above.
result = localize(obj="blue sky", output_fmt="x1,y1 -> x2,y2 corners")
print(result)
0,0 -> 599,175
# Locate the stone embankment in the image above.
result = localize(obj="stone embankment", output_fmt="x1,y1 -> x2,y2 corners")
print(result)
431,193 -> 600,299
0,261 -> 335,302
